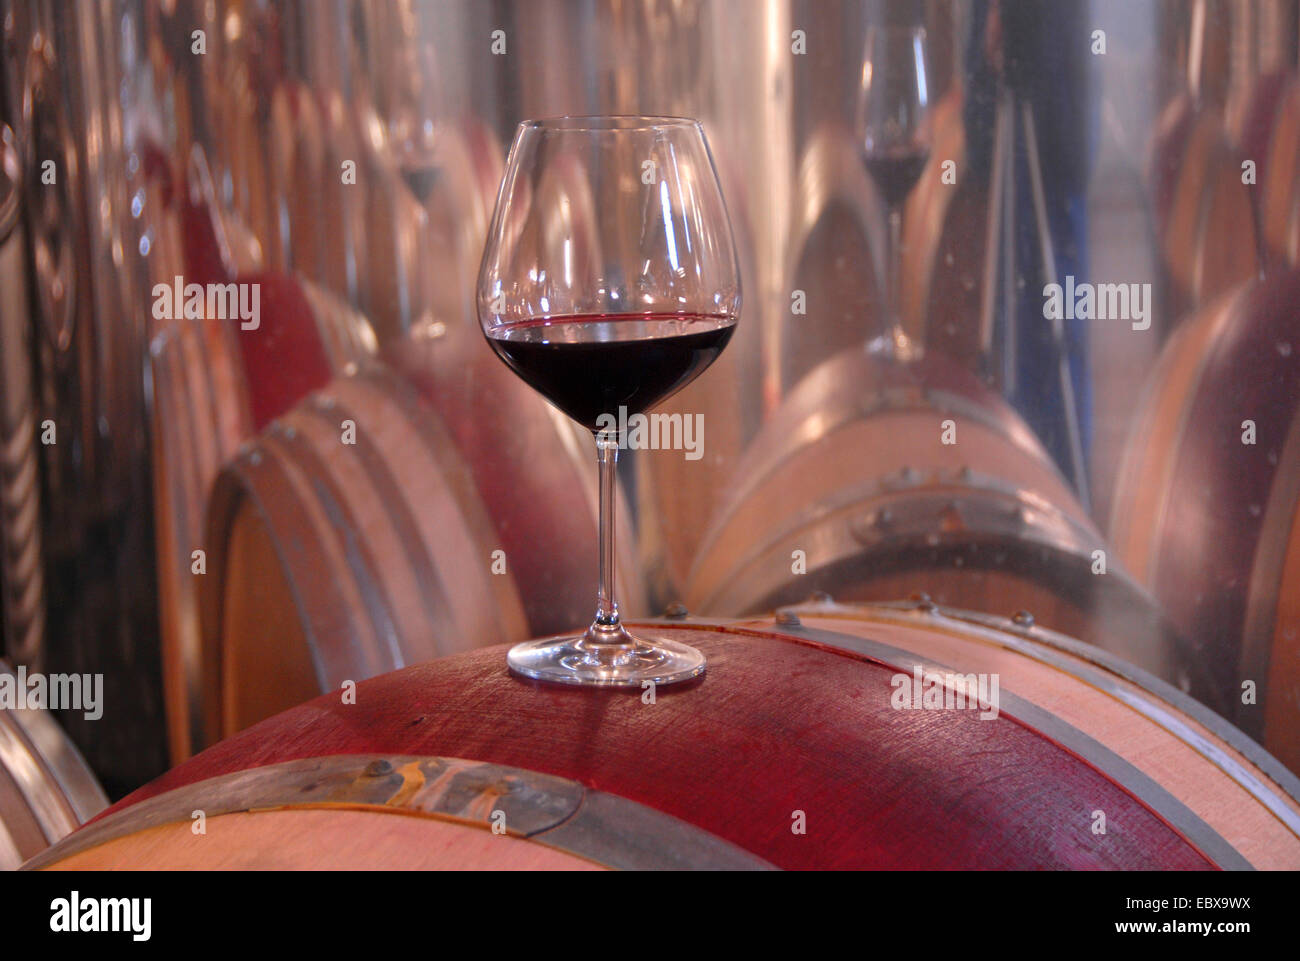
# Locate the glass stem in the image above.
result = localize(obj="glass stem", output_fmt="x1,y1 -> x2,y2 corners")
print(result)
885,203 -> 903,343
593,431 -> 621,634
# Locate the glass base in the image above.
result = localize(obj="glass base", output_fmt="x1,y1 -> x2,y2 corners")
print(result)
507,625 -> 705,688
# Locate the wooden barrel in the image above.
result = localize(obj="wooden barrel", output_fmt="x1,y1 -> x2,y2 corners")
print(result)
149,274 -> 375,762
1147,0 -> 1233,238
1109,268 -> 1300,772
233,270 -> 377,430
1,660 -> 107,869
1148,93 -> 1201,238
198,363 -> 529,747
387,325 -> 646,636
147,145 -> 375,759
295,276 -> 380,373
1261,79 -> 1300,267
149,316 -> 252,763
28,602 -> 1300,869
143,139 -> 254,764
687,346 -> 1195,696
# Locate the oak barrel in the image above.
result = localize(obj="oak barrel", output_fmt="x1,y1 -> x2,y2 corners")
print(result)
234,270 -> 378,430
149,158 -> 375,760
149,316 -> 252,763
199,363 -> 529,746
686,345 -> 1192,694
180,138 -> 378,428
1109,268 -> 1300,772
149,271 -> 377,763
27,602 -> 1300,870
143,141 -> 255,763
387,326 -> 646,637
1,660 -> 107,869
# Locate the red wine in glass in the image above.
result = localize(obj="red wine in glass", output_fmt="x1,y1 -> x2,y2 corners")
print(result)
477,116 -> 741,688
486,313 -> 736,431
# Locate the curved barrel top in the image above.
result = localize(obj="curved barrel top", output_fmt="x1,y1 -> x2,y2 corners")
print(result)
96,621 -> 1236,870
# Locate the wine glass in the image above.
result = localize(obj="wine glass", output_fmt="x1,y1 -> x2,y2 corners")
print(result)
478,116 -> 741,687
857,24 -> 933,360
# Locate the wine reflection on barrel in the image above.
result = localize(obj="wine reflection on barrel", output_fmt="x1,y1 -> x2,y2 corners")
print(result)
858,23 -> 933,362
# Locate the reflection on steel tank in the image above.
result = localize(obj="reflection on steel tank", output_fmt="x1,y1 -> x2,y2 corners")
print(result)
197,363 -> 531,746
5,0 -> 169,795
1147,0 -> 1260,325
0,122 -> 44,673
0,659 -> 107,869
1110,269 -> 1300,775
685,344 -> 1204,707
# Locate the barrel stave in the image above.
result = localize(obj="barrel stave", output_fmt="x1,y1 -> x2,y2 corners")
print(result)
0,660 -> 108,869
199,365 -> 530,745
77,609 -> 1300,871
